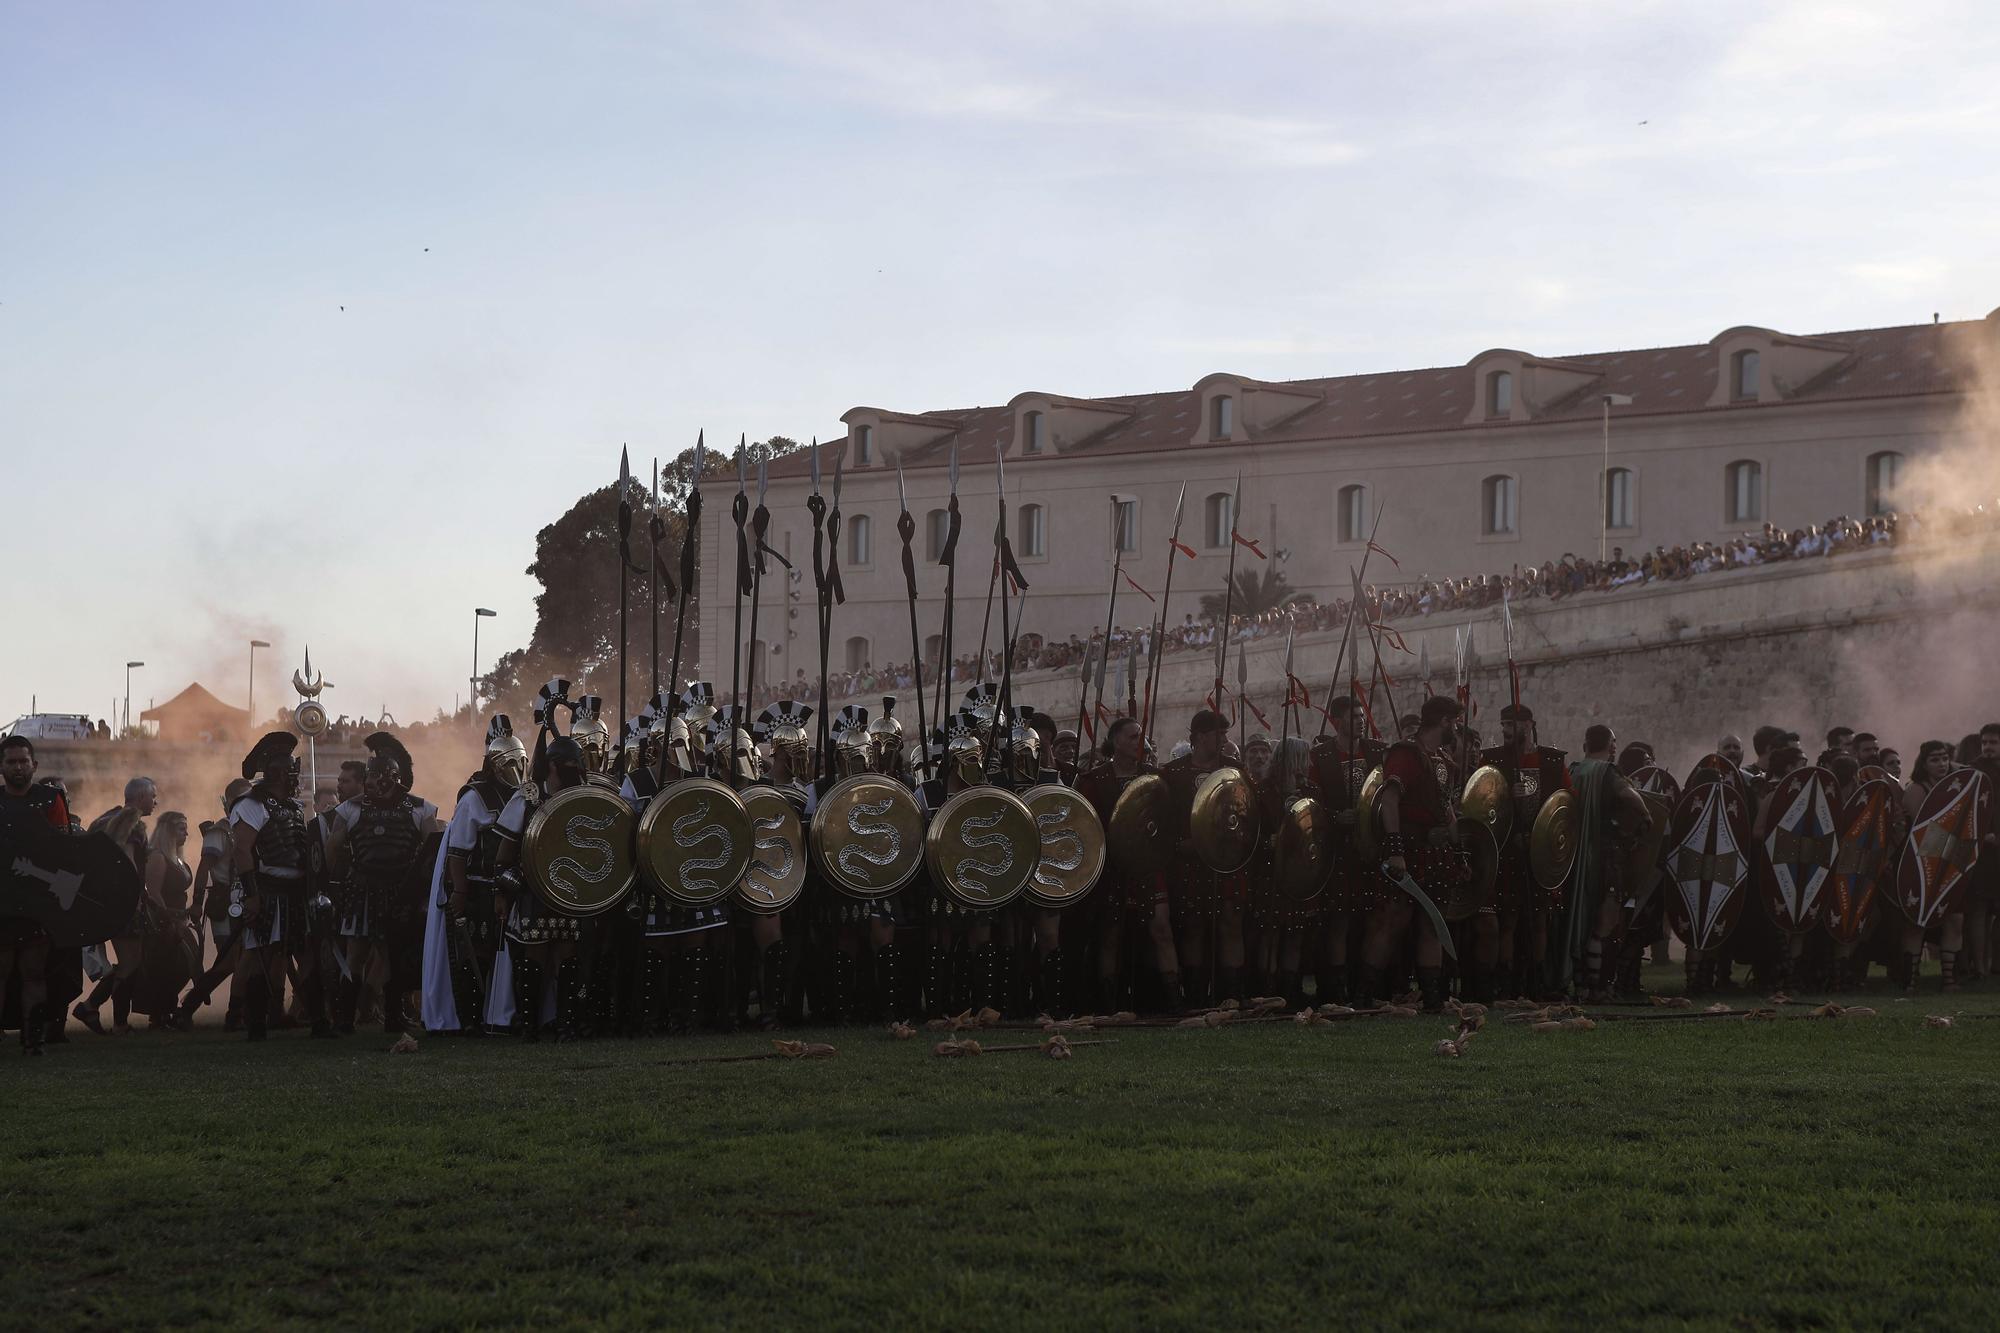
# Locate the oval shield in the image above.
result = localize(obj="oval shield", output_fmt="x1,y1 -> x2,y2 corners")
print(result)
1895,767 -> 1991,928
1190,768 -> 1262,875
1460,765 -> 1514,844
523,783 -> 638,917
2,825 -> 143,948
1271,795 -> 1332,905
1825,777 -> 1900,943
810,773 -> 926,899
1629,765 -> 1682,806
1020,783 -> 1107,910
1107,772 -> 1172,878
1621,790 -> 1674,914
735,785 -> 807,915
637,777 -> 752,906
1757,766 -> 1840,934
1529,789 -> 1579,890
925,786 -> 1038,910
1663,779 -> 1752,952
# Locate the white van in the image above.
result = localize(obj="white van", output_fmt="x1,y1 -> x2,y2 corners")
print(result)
2,714 -> 98,741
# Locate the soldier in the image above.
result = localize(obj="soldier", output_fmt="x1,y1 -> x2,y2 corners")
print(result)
864,696 -> 919,1021
810,704 -> 874,1022
1250,736 -> 1316,1008
0,734 -> 74,1055
1359,696 -> 1469,1012
226,732 -> 313,1042
569,696 -> 615,781
422,715 -> 526,1034
1162,709 -> 1248,1007
1561,724 -> 1653,999
1478,703 -> 1571,1001
492,733 -> 590,1040
177,778 -> 254,1031
326,733 -> 438,1036
748,699 -> 813,1028
999,713 -> 1068,1016
921,711 -> 1004,1015
1308,696 -> 1380,1005
1898,739 -> 1964,991
1082,715 -> 1177,1013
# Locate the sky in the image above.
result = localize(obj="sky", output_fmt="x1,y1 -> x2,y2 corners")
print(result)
4,0 -> 1998,729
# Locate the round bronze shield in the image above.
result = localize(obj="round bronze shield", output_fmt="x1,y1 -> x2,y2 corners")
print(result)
637,777 -> 753,906
1272,795 -> 1332,904
810,773 -> 926,899
925,786 -> 1039,910
1020,783 -> 1106,910
1190,768 -> 1261,874
1352,766 -> 1386,860
1448,816 -> 1499,921
1107,773 -> 1171,878
1460,765 -> 1513,844
522,783 -> 638,917
736,785 -> 807,915
1530,788 -> 1580,890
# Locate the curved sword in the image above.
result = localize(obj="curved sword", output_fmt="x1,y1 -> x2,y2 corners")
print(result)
1380,862 -> 1459,960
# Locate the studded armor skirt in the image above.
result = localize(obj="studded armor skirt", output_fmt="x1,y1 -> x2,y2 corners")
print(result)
505,891 -> 581,946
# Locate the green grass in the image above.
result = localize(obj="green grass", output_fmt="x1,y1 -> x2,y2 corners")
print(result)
9,975 -> 2000,1330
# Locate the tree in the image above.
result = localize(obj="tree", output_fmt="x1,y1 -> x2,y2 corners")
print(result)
1199,566 -> 1314,622
477,436 -> 809,729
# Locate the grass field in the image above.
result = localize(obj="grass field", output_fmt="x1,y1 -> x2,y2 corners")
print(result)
10,973 -> 2000,1330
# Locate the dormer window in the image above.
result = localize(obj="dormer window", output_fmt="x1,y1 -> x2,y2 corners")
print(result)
1023,411 -> 1045,455
1486,371 -> 1513,419
1732,350 -> 1759,401
855,425 -> 874,464
1211,395 -> 1234,439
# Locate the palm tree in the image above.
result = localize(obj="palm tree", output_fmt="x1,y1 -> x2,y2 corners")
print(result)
1199,566 -> 1313,621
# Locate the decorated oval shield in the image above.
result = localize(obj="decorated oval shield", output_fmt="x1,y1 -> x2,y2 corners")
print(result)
926,786 -> 1038,910
636,777 -> 752,906
1629,765 -> 1682,806
1460,765 -> 1513,845
1271,794 -> 1332,905
1757,766 -> 1840,934
1020,783 -> 1107,910
1190,768 -> 1261,875
1895,768 -> 1991,928
810,773 -> 926,899
523,783 -> 638,917
735,785 -> 807,915
1107,772 -> 1172,878
1825,778 -> 1900,943
1664,779 -> 1752,951
1529,789 -> 1579,890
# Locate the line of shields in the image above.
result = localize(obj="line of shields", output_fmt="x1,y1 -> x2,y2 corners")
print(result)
513,770 -> 1111,922
1620,755 -> 1990,956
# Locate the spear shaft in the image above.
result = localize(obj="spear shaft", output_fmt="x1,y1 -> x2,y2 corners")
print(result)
617,446 -> 633,728
895,466 -> 933,786
1318,503 -> 1387,738
1143,482 -> 1188,742
666,434 -> 703,728
1211,475 -> 1243,721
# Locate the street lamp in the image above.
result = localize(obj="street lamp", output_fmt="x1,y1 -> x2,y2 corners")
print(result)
472,608 -> 497,714
248,639 -> 271,721
124,661 -> 144,737
1601,393 -> 1635,563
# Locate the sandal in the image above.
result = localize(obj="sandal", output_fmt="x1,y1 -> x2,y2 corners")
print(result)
71,1004 -> 106,1036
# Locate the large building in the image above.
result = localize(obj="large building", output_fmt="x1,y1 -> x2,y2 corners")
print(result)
701,310 -> 1995,688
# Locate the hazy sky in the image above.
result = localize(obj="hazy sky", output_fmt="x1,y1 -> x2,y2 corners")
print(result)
5,0 -> 1997,728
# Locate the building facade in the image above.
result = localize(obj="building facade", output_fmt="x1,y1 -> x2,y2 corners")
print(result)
700,310 -> 1995,690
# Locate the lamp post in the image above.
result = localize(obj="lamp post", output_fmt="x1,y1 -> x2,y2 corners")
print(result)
1600,393 -> 1635,563
124,661 -> 144,737
472,608 -> 496,715
248,639 -> 270,721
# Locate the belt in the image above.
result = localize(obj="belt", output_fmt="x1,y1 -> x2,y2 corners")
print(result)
260,867 -> 306,881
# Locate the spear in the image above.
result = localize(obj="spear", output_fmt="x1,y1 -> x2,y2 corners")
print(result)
931,442 -> 962,730
976,511 -> 1003,686
1280,623 -> 1297,747
1090,495 -> 1126,735
1235,637 -> 1249,757
1124,638 -> 1139,721
1210,474 -> 1244,719
649,458 -> 665,700
806,442 -> 830,782
1070,642 -> 1097,763
617,445 -> 633,728
895,464 -> 933,786
822,452 -> 847,781
1143,482 -> 1190,742
982,444 -> 1016,775
665,432 -> 704,728
730,438 -> 750,753
1318,503 -> 1388,738
744,456 -> 771,747
1502,585 -> 1522,712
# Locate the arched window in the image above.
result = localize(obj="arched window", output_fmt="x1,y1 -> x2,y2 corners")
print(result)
1726,461 -> 1763,523
1732,350 -> 1760,401
926,508 -> 950,561
1866,450 -> 1903,516
854,425 -> 874,464
847,513 -> 872,565
844,636 -> 870,672
1211,395 -> 1234,439
1018,503 -> 1046,558
1023,410 -> 1045,455
1113,498 -> 1139,553
1605,468 -> 1635,530
1337,484 -> 1366,544
1487,371 -> 1513,418
1481,475 -> 1517,535
1204,491 -> 1233,549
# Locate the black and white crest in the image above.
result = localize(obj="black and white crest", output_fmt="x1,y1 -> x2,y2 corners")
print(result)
754,699 -> 814,743
830,704 -> 870,746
